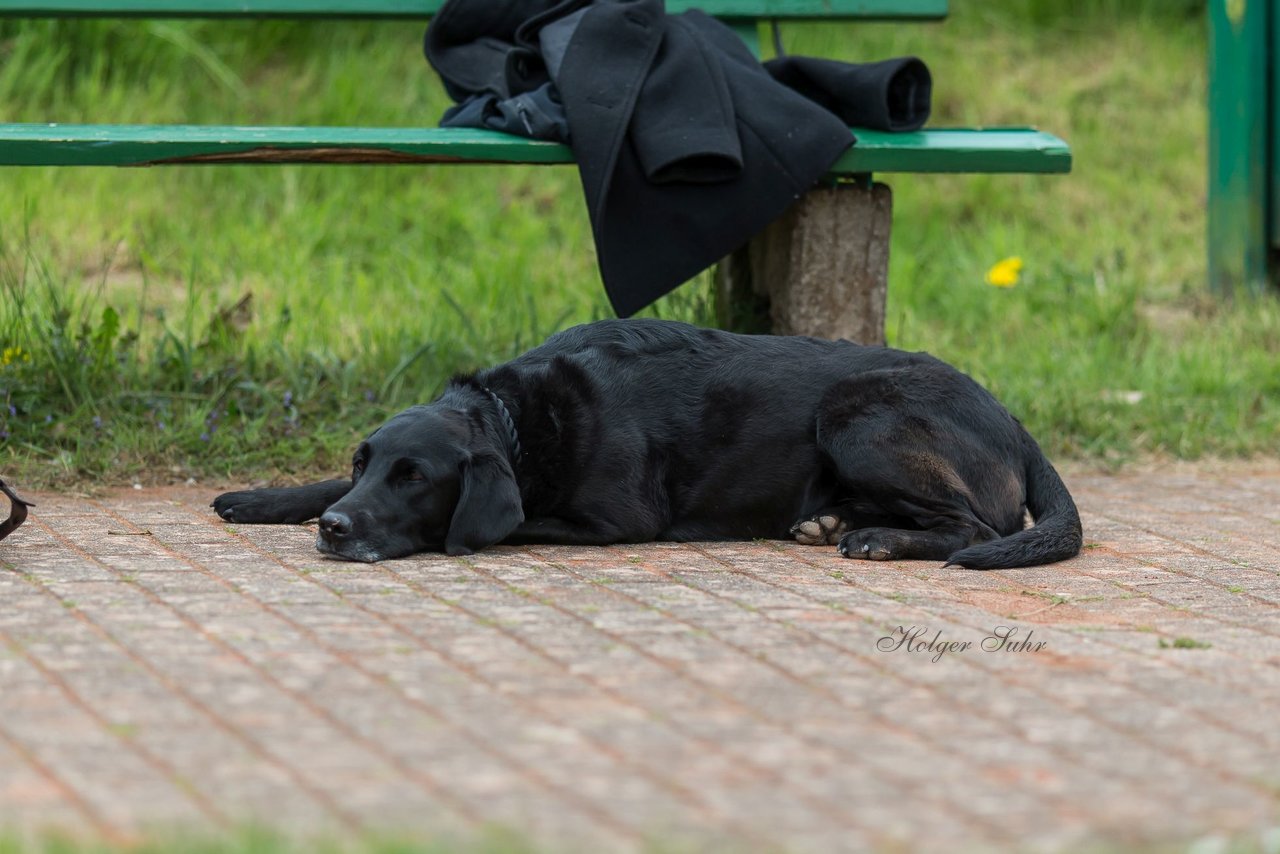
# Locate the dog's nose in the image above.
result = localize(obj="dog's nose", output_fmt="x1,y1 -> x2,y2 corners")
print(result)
318,510 -> 352,540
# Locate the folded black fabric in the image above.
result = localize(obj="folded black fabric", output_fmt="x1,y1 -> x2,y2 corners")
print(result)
423,0 -> 561,102
425,0 -> 931,317
556,5 -> 855,315
441,84 -> 570,142
765,55 -> 932,132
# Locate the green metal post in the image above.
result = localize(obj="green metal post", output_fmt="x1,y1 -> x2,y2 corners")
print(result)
1208,0 -> 1272,295
1273,0 -> 1280,253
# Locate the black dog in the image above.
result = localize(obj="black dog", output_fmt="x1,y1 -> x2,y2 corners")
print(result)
213,319 -> 1082,568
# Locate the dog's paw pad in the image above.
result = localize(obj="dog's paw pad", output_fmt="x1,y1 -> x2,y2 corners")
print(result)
791,513 -> 847,546
838,530 -> 893,561
792,520 -> 824,544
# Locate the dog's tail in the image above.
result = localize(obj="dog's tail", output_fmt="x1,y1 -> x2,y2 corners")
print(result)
944,445 -> 1083,570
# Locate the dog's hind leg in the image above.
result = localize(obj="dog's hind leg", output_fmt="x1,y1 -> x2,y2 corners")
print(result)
816,371 -> 1006,562
837,514 -> 999,562
793,498 -> 996,559
829,465 -> 1001,562
791,503 -> 921,546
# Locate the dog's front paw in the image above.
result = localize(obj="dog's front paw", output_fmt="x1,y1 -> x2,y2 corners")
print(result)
790,513 -> 848,546
837,528 -> 896,561
212,490 -> 279,524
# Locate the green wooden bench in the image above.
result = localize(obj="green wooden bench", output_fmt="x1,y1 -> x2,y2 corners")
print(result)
0,1 -> 1072,344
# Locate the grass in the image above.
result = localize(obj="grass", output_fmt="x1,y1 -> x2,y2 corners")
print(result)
1158,636 -> 1213,650
8,828 -> 1280,854
0,827 -> 545,854
1,0 -> 1278,488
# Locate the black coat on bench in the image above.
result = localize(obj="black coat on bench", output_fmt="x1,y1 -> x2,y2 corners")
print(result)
425,0 -> 930,316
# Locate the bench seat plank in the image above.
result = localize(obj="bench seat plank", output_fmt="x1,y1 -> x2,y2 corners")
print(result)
0,124 -> 1071,174
0,1 -> 947,19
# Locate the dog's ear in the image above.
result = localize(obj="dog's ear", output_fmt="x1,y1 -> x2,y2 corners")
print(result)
445,452 -> 524,556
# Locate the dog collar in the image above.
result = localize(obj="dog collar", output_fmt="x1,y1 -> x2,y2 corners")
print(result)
483,388 -> 522,465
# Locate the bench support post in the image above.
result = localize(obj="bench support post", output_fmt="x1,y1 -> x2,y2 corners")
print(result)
714,181 -> 891,345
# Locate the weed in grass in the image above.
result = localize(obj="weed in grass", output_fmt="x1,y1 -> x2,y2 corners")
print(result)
0,826 -> 544,854
1158,636 -> 1212,650
1021,590 -> 1070,604
105,722 -> 138,739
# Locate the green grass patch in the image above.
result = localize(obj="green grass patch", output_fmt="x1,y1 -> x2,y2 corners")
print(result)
6,825 -> 1279,854
1158,636 -> 1213,650
1,2 -> 1278,487
0,827 -> 544,854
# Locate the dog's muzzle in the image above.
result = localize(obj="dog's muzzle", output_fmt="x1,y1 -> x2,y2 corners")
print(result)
315,509 -> 382,562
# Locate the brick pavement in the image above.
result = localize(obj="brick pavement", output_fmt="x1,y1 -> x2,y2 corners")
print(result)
0,465 -> 1278,852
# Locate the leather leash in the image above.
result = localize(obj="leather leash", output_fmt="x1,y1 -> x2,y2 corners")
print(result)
0,478 -> 33,542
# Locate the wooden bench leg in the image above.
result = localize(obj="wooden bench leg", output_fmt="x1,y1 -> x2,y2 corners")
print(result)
715,181 -> 891,345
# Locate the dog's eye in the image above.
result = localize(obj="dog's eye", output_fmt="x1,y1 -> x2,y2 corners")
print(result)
403,470 -> 426,483
352,460 -> 366,478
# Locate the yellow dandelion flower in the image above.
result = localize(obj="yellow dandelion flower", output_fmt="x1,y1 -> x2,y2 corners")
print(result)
1,346 -> 32,368
985,256 -> 1023,288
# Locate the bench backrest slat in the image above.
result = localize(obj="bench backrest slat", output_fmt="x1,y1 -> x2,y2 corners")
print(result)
0,0 -> 947,19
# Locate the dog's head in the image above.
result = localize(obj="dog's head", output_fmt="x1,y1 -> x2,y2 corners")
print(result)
315,404 -> 523,562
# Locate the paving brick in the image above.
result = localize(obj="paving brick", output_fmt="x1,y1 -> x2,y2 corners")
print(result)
0,468 -> 1278,851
